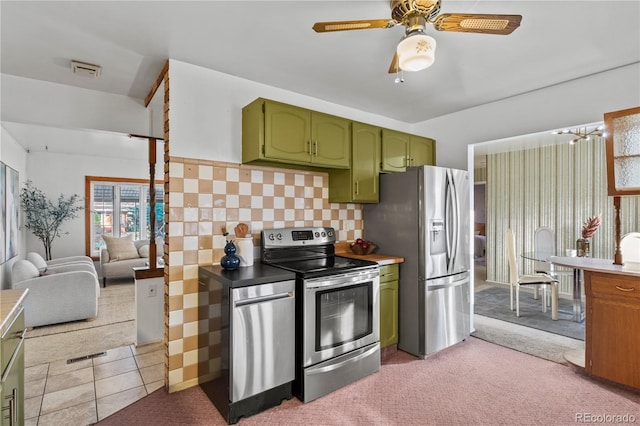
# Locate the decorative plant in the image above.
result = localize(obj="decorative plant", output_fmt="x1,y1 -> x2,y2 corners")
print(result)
20,180 -> 84,260
581,214 -> 602,239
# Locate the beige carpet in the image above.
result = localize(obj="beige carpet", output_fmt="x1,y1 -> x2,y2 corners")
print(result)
97,337 -> 640,426
24,281 -> 136,367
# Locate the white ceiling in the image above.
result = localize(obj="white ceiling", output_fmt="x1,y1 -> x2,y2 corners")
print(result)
1,1 -> 638,158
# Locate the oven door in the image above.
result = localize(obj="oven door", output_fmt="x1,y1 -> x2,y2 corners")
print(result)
303,268 -> 380,367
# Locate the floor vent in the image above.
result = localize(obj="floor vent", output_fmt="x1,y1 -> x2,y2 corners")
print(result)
67,351 -> 107,364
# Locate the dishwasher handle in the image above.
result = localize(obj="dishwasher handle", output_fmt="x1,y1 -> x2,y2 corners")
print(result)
234,291 -> 294,307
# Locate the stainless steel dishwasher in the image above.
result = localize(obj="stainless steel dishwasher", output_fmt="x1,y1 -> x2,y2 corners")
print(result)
199,264 -> 296,425
230,279 -> 295,403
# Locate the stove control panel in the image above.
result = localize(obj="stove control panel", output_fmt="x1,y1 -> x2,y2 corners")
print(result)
262,227 -> 336,248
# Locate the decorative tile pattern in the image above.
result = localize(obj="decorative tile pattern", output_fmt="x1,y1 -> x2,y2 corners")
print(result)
165,157 -> 366,389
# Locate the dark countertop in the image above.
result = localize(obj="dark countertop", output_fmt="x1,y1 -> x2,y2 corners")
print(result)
199,263 -> 296,287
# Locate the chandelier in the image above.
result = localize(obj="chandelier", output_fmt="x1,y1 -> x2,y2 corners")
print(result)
552,125 -> 604,145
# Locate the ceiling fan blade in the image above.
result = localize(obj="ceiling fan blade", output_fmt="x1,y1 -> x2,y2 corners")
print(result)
312,19 -> 393,33
432,13 -> 522,35
388,52 -> 400,74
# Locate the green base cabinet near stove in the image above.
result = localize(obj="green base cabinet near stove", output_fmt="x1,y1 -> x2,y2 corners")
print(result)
1,303 -> 25,426
379,264 -> 399,348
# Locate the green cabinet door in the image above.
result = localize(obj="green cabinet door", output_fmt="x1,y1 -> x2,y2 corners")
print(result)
0,342 -> 23,426
410,135 -> 436,166
379,264 -> 399,348
311,112 -> 350,168
264,101 -> 311,163
352,122 -> 380,202
381,129 -> 410,172
328,122 -> 379,203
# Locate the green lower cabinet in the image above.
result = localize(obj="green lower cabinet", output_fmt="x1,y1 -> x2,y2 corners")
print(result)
1,308 -> 25,426
379,264 -> 399,348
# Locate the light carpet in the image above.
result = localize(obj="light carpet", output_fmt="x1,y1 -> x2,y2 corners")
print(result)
24,281 -> 135,367
97,337 -> 640,426
472,314 -> 584,364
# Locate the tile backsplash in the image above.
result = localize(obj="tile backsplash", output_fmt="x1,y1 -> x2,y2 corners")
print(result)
166,156 -> 364,390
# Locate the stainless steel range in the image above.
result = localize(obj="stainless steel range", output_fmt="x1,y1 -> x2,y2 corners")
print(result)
261,227 -> 380,402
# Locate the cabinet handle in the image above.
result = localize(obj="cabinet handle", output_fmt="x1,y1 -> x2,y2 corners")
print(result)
2,388 -> 16,426
355,181 -> 359,195
11,388 -> 16,426
615,286 -> 635,292
314,140 -> 318,156
306,140 -> 311,153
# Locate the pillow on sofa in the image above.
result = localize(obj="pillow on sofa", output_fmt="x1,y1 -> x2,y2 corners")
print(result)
12,260 -> 40,283
103,235 -> 140,261
27,252 -> 48,270
138,244 -> 150,258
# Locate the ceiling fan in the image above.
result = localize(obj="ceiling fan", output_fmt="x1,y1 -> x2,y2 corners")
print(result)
312,0 -> 522,74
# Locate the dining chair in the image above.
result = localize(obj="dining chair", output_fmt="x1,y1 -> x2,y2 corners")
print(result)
621,232 -> 640,263
533,226 -> 571,304
533,227 -> 555,274
507,228 -> 559,320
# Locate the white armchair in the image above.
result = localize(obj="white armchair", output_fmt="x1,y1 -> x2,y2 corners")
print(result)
27,252 -> 97,276
27,252 -> 93,268
11,259 -> 100,328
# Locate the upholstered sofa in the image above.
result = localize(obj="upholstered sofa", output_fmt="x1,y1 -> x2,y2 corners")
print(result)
100,236 -> 153,287
11,259 -> 100,328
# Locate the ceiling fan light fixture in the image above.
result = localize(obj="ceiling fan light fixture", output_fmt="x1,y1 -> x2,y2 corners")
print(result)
397,31 -> 436,72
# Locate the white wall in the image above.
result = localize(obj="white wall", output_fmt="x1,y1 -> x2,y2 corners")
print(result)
25,150 -> 156,260
0,125 -> 28,289
414,63 -> 640,170
168,59 -> 415,162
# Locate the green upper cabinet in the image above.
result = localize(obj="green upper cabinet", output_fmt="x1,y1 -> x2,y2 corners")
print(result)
311,112 -> 351,168
329,122 -> 380,203
243,98 -> 350,169
381,129 -> 410,172
381,129 -> 436,172
264,101 -> 311,163
410,135 -> 436,167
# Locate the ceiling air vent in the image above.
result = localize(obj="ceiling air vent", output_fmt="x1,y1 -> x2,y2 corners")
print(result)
71,60 -> 101,78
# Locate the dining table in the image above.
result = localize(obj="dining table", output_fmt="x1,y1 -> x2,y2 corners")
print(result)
521,251 -> 584,322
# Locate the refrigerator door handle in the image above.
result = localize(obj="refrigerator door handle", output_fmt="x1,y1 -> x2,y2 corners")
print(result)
445,171 -> 453,270
450,170 -> 460,267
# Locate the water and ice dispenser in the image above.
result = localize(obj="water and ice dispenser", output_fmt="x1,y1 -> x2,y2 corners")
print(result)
430,220 -> 446,255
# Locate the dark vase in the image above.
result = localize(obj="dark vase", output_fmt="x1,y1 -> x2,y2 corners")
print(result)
220,240 -> 240,270
576,238 -> 590,257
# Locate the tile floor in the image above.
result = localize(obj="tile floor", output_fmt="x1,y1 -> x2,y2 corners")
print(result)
24,341 -> 164,425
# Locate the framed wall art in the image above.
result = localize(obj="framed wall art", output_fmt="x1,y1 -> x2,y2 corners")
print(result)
5,164 -> 19,261
0,162 -> 5,264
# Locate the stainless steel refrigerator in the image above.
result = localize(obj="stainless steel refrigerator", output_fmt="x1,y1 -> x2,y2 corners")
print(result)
364,165 -> 470,358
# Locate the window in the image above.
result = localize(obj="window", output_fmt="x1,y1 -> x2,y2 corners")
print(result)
86,177 -> 164,258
